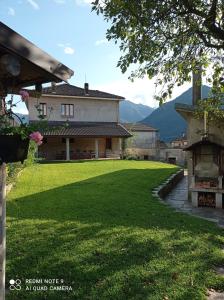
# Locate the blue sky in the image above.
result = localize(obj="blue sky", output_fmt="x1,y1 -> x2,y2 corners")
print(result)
1,0 -> 191,113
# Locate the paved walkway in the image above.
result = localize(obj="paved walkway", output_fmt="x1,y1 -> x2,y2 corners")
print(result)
164,173 -> 224,300
164,174 -> 224,228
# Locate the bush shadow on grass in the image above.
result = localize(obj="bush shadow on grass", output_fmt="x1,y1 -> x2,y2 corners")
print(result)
6,168 -> 224,300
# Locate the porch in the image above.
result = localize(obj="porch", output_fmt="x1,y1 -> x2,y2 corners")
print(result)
38,136 -> 122,160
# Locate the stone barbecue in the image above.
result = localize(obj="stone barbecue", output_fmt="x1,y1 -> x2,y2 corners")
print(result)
185,138 -> 224,208
175,67 -> 224,209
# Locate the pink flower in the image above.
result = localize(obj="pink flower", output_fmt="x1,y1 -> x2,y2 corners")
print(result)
19,90 -> 29,101
29,131 -> 43,146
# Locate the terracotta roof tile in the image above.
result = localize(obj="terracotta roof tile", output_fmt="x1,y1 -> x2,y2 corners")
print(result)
41,83 -> 125,100
122,123 -> 157,132
30,121 -> 132,137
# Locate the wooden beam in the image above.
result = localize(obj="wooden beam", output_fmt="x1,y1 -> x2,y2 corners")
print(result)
0,163 -> 6,300
0,22 -> 74,83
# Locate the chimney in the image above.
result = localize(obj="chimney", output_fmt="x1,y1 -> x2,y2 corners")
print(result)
192,65 -> 202,105
84,83 -> 89,95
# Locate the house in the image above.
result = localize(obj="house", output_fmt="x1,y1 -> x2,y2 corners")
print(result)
171,134 -> 187,148
159,136 -> 187,166
27,83 -> 131,160
121,123 -> 159,160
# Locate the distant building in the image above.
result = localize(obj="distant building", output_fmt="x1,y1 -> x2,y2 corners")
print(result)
171,134 -> 188,148
122,123 -> 159,160
159,135 -> 187,166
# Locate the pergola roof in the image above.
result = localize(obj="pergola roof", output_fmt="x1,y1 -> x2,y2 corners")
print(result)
0,22 -> 74,93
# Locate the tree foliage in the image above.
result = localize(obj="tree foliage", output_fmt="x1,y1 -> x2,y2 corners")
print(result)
92,0 -> 224,103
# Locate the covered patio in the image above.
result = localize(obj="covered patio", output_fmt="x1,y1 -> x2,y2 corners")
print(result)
38,122 -> 131,160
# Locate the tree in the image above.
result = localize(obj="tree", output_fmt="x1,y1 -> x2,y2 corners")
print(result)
92,0 -> 224,103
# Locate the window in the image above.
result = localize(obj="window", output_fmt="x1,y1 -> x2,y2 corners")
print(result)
39,103 -> 47,116
61,104 -> 74,117
106,138 -> 112,150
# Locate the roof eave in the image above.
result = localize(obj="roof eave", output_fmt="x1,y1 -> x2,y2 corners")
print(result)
39,94 -> 123,101
0,22 -> 74,85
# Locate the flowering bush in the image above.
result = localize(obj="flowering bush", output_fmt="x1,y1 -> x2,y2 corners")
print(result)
29,131 -> 43,145
0,90 -> 44,145
19,90 -> 29,102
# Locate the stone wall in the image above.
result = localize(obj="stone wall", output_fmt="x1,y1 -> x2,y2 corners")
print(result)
157,169 -> 184,199
159,148 -> 186,166
124,131 -> 158,159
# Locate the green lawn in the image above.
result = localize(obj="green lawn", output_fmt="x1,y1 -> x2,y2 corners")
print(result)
6,160 -> 224,300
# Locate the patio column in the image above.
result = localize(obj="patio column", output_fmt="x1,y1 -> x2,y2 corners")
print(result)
95,138 -> 99,159
119,138 -> 122,158
66,137 -> 70,161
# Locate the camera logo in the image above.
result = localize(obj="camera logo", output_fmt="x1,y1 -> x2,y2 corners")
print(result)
9,279 -> 21,290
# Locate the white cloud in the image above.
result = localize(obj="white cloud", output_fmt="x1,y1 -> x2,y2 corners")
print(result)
95,76 -> 191,108
75,0 -> 92,6
57,43 -> 75,55
26,0 -> 39,10
8,7 -> 15,16
96,77 -> 157,107
64,47 -> 75,54
95,39 -> 109,46
54,0 -> 66,4
75,0 -> 105,7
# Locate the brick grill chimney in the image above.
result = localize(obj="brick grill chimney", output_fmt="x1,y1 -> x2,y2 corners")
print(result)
84,83 -> 89,95
192,66 -> 202,105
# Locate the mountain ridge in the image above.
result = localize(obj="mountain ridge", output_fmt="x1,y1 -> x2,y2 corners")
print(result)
119,100 -> 154,123
140,86 -> 210,142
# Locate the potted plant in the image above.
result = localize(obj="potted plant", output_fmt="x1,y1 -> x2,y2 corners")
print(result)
0,90 -> 44,164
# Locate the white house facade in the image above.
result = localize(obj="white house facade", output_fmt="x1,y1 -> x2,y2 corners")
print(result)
27,83 -> 131,160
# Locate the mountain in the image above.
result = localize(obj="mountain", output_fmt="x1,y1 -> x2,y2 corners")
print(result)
140,86 -> 210,142
120,100 -> 154,123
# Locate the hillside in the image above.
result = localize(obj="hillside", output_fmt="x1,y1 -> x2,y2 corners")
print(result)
140,86 -> 210,142
120,100 -> 154,123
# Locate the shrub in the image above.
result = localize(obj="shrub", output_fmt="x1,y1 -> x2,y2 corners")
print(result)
6,141 -> 37,184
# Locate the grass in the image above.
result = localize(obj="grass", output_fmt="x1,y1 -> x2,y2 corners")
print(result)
6,160 -> 224,300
